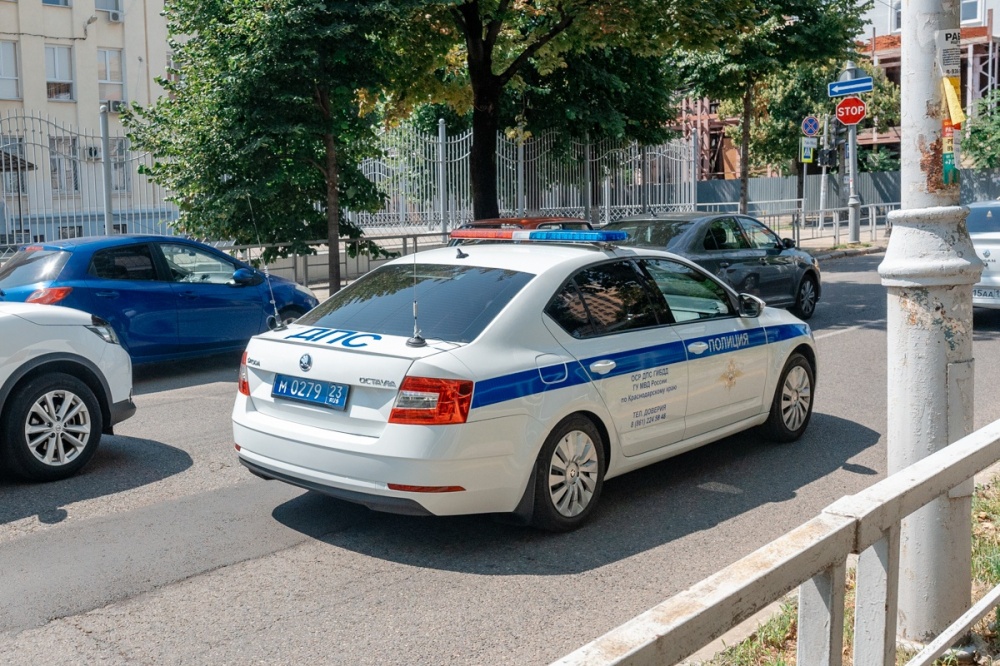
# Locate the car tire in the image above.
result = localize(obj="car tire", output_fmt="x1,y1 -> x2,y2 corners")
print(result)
762,353 -> 814,443
791,275 -> 818,320
530,414 -> 605,532
278,307 -> 304,326
1,373 -> 104,482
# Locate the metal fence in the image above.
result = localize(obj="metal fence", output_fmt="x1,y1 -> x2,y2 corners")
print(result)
0,110 -> 178,246
350,121 -> 698,233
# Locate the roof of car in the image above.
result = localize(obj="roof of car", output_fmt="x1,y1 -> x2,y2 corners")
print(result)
391,237 -> 681,275
610,212 -> 714,224
19,235 -> 210,251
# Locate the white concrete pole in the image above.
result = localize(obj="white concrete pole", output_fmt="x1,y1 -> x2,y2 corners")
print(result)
877,0 -> 983,643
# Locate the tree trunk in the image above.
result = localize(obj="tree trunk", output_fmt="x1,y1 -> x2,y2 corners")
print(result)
469,73 -> 502,220
324,133 -> 342,294
739,79 -> 753,215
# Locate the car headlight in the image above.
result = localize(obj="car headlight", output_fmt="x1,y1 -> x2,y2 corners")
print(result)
295,283 -> 318,303
86,315 -> 120,345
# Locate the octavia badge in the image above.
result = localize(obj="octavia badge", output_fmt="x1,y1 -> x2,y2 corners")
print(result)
299,354 -> 313,372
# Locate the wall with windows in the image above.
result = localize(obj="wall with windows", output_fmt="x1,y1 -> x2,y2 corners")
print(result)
0,0 -> 168,131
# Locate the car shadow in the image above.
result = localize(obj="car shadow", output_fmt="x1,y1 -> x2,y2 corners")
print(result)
0,435 -> 193,526
132,350 -> 243,394
269,413 -> 880,575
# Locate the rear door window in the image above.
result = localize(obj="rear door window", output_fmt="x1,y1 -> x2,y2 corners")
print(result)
0,248 -> 71,287
967,206 -> 1000,234
298,264 -> 535,343
89,245 -> 157,280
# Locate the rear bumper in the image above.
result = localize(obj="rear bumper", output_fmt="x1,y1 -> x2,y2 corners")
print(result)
232,407 -> 543,517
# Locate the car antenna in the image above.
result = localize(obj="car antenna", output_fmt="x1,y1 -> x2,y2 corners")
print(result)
245,196 -> 285,331
406,248 -> 426,347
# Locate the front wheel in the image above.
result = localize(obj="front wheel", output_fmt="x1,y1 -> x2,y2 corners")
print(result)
791,275 -> 818,320
530,415 -> 605,532
762,353 -> 814,443
1,373 -> 104,481
277,307 -> 304,326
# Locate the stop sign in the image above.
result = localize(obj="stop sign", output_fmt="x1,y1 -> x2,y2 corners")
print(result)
836,96 -> 867,126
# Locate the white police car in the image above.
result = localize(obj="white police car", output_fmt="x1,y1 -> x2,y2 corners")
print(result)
232,229 -> 816,531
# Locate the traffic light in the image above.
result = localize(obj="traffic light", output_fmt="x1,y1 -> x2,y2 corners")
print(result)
817,149 -> 838,168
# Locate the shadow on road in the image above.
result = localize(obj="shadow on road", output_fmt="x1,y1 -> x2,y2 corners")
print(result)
0,435 -> 193,525
270,413 -> 880,575
132,351 -> 243,394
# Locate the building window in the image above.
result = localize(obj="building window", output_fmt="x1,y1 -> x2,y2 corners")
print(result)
45,45 -> 74,100
98,49 -> 124,102
962,0 -> 980,22
0,136 -> 26,196
96,0 -> 120,10
49,137 -> 79,193
42,0 -> 70,6
110,138 -> 131,192
0,41 -> 17,99
891,1 -> 902,32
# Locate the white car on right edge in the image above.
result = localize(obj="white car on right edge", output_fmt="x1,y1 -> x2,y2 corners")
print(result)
233,229 -> 816,531
969,201 -> 1000,308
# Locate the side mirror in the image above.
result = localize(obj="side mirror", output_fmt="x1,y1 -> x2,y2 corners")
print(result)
738,293 -> 765,318
782,238 -> 796,249
232,267 -> 257,286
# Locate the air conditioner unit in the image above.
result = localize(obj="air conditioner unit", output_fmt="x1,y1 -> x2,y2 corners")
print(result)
106,100 -> 126,113
85,146 -> 102,161
108,10 -> 123,23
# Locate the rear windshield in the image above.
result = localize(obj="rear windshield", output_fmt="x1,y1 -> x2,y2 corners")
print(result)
967,206 -> 1000,234
0,249 -> 71,288
298,263 -> 535,343
605,221 -> 693,248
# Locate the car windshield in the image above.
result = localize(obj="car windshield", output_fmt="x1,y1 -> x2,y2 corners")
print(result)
298,263 -> 535,343
0,249 -> 71,288
606,220 -> 693,248
967,206 -> 1000,234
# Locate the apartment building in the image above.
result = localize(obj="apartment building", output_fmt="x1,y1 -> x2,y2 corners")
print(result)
0,0 -> 171,243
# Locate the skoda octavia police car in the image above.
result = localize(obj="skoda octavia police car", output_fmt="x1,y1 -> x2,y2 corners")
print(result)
232,229 -> 816,531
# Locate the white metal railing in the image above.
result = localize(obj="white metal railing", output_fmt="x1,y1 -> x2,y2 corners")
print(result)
554,417 -> 1000,666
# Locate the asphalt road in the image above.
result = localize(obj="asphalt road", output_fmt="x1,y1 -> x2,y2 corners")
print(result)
3,252 -> 1000,665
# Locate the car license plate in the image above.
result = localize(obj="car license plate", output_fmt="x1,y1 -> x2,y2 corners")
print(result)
974,288 -> 1000,299
272,374 -> 349,410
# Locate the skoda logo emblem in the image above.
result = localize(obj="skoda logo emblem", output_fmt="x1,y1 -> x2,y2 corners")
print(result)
299,354 -> 313,372
985,249 -> 992,259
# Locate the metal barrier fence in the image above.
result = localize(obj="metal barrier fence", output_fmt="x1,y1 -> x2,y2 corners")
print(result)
349,121 -> 698,231
0,110 -> 178,245
555,418 -> 1000,666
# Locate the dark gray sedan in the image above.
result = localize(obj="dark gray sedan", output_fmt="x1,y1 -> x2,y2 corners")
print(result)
604,213 -> 821,319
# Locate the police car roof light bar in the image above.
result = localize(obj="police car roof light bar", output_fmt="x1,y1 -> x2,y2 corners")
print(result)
448,229 -> 629,243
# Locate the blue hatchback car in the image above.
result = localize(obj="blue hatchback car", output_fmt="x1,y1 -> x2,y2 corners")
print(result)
0,235 -> 319,362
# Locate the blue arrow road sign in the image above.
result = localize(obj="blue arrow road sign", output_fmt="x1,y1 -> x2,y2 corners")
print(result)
828,76 -> 874,97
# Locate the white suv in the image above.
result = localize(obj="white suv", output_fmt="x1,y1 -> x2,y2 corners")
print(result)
0,302 -> 135,481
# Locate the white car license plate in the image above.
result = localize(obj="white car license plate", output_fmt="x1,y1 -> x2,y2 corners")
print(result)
272,374 -> 349,410
974,288 -> 1000,299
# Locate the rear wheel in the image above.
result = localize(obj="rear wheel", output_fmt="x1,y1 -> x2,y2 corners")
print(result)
762,353 -> 814,442
791,275 -> 818,320
1,373 -> 103,482
530,415 -> 605,532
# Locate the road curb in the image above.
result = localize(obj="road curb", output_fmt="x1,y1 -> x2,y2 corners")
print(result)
810,244 -> 888,262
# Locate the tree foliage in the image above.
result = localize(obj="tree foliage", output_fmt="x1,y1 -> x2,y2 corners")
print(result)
386,0 -> 755,219
126,0 -> 411,291
721,57 -> 899,176
678,0 -> 870,210
964,89 -> 1000,168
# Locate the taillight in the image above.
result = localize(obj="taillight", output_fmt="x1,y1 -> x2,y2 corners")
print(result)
238,351 -> 250,396
27,287 -> 72,304
388,376 -> 473,425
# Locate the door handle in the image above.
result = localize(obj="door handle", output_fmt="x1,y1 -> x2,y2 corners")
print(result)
95,291 -> 119,299
589,359 -> 617,376
178,291 -> 198,300
687,341 -> 709,355
719,262 -> 731,269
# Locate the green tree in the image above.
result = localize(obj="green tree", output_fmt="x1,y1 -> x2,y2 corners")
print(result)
388,0 -> 752,220
127,0 -> 408,293
964,89 -> 1000,168
678,0 -> 869,212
